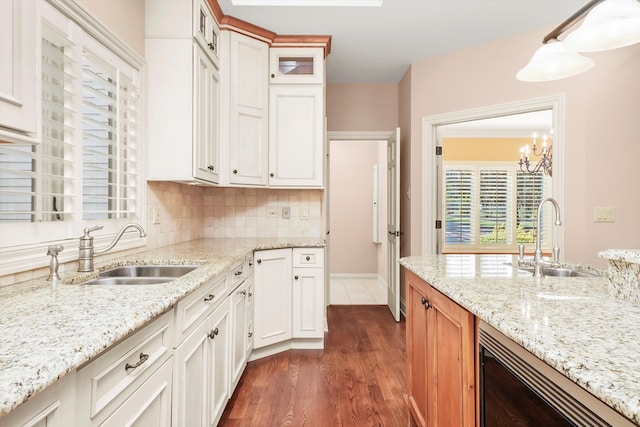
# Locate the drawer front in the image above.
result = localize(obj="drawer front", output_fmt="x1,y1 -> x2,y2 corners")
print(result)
174,272 -> 229,345
76,310 -> 174,425
292,248 -> 324,268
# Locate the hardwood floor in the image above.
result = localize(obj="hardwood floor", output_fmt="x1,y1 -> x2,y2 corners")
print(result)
220,305 -> 408,427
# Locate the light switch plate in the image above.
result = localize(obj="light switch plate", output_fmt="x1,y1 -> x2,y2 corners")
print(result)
594,206 -> 615,222
282,206 -> 291,219
152,207 -> 161,224
267,207 -> 280,218
300,206 -> 309,220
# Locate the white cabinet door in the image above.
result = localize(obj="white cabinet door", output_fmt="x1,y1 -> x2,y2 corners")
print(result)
292,266 -> 325,338
0,372 -> 75,427
100,359 -> 172,427
194,45 -> 220,183
207,301 -> 230,427
230,279 -> 250,393
269,47 -> 324,85
253,249 -> 292,349
192,0 -> 219,66
269,85 -> 324,187
227,32 -> 269,186
0,0 -> 38,143
173,300 -> 230,427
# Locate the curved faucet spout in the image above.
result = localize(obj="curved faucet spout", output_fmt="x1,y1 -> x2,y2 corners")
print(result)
534,197 -> 562,277
95,223 -> 147,255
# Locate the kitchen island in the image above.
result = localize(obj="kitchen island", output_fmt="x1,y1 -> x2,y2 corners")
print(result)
0,237 -> 324,420
400,254 -> 640,425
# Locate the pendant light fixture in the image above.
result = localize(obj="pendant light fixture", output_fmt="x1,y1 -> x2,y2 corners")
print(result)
517,0 -> 640,82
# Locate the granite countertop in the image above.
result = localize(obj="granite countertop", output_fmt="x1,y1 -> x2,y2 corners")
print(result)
0,237 -> 324,418
400,254 -> 640,425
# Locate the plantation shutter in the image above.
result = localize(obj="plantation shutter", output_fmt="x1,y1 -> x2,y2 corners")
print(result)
82,47 -> 140,220
0,20 -> 76,223
478,169 -> 511,244
444,168 -> 475,245
516,171 -> 547,245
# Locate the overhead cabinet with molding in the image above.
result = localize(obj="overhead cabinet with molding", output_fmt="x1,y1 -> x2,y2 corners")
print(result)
145,0 -> 330,188
145,0 -> 221,184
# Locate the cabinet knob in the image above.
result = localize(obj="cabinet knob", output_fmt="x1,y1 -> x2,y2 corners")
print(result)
421,297 -> 432,310
208,42 -> 215,51
239,290 -> 247,296
294,275 -> 299,280
271,73 -> 275,78
270,173 -> 274,177
248,292 -> 252,297
248,332 -> 253,337
257,259 -> 262,264
208,328 -> 219,339
233,169 -> 238,174
204,294 -> 215,302
305,256 -> 311,261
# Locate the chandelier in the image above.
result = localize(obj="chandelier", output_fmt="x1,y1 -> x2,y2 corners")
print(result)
519,132 -> 552,176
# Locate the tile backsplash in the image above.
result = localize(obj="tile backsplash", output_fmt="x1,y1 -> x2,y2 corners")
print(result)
1,182 -> 324,286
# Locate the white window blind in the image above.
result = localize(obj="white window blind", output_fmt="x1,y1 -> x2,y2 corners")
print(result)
81,49 -> 140,221
0,19 -> 76,223
443,163 -> 551,253
0,0 -> 144,275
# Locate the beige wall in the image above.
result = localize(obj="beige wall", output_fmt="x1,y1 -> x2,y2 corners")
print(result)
329,140 -> 380,275
75,0 -> 145,56
327,83 -> 399,131
404,27 -> 640,266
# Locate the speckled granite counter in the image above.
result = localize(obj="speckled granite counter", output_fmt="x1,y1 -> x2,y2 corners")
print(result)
400,254 -> 640,425
0,237 -> 324,418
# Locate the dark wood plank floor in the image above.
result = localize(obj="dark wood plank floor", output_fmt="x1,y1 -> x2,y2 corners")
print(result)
220,305 -> 408,427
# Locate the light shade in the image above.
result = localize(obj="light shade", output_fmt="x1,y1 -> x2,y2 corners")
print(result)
516,42 -> 594,82
564,0 -> 640,52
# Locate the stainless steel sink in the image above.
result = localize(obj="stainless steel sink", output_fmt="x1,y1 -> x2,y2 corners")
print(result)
518,266 -> 598,278
81,265 -> 199,285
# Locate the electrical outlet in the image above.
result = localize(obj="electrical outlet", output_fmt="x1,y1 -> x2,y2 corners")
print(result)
282,206 -> 291,219
300,206 -> 309,220
152,207 -> 161,224
267,207 -> 280,218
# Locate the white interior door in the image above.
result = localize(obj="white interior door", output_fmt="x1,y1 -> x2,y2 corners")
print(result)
387,127 -> 400,322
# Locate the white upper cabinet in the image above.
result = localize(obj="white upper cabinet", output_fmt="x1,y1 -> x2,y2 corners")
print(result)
145,0 -> 220,184
193,0 -> 219,66
269,47 -> 324,85
222,31 -> 269,186
269,85 -> 324,187
0,0 -> 38,143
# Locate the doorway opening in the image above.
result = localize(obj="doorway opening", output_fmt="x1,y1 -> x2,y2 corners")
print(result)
421,95 -> 565,256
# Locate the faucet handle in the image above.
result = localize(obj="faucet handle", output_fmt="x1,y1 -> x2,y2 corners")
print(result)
552,246 -> 560,264
82,225 -> 104,238
47,245 -> 64,256
518,243 -> 525,261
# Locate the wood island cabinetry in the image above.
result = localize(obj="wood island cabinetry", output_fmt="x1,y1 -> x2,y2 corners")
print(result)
406,271 -> 475,427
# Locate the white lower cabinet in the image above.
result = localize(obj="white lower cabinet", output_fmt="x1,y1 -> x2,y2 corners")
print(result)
230,277 -> 254,393
0,372 -> 76,427
173,299 -> 230,427
75,310 -> 174,427
253,247 -> 325,353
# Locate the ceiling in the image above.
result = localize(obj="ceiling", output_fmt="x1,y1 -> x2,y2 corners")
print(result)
217,0 -> 589,83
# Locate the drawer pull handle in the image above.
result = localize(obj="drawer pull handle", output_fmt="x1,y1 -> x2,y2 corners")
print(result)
420,297 -> 432,310
204,294 -> 215,302
257,259 -> 262,264
248,332 -> 253,337
125,352 -> 149,371
235,270 -> 243,276
248,292 -> 253,297
208,328 -> 219,339
239,290 -> 247,296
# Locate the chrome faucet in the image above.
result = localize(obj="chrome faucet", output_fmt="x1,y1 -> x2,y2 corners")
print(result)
78,223 -> 146,272
533,197 -> 562,277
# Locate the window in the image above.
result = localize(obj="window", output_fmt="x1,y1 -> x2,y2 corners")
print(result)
0,0 -> 143,275
443,162 -> 551,253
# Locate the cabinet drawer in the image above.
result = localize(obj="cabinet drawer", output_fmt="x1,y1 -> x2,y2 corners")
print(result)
76,310 -> 173,425
292,248 -> 324,268
174,271 -> 229,345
